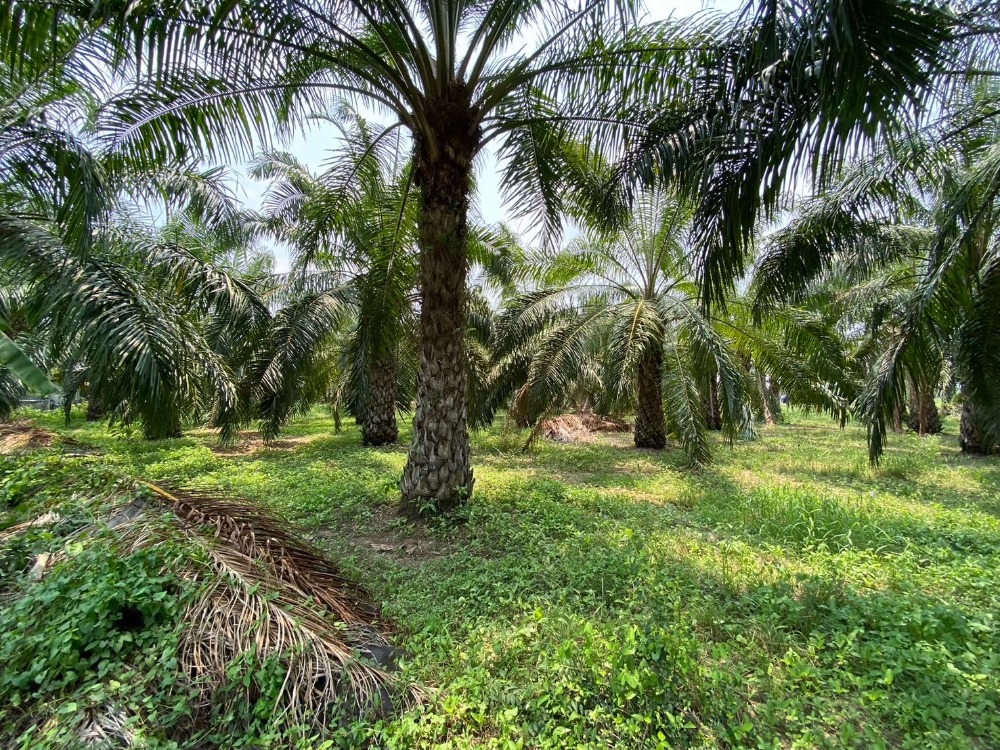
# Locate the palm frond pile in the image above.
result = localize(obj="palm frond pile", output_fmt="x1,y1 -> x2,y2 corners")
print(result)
0,475 -> 412,744
538,413 -> 632,445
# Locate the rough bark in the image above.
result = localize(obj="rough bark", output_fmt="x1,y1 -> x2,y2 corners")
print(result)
707,376 -> 723,431
960,399 -> 997,455
891,402 -> 904,433
360,358 -> 398,446
906,385 -> 942,435
942,379 -> 957,402
634,345 -> 666,449
760,393 -> 778,426
332,401 -> 342,434
765,377 -> 783,425
143,410 -> 182,441
509,385 -> 536,428
401,91 -> 477,516
86,392 -> 105,422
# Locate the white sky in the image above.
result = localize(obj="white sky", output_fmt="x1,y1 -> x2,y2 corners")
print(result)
233,0 -> 740,271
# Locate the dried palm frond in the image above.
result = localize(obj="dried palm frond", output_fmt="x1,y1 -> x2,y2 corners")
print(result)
0,511 -> 61,543
6,479 -> 411,738
180,545 -> 394,727
76,703 -> 135,749
145,484 -> 380,624
135,483 -> 411,729
0,422 -> 55,453
0,421 -> 93,455
529,412 -> 633,448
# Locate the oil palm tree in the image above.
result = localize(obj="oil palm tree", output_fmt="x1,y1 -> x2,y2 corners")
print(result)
0,13 -> 275,438
251,108 -> 419,446
0,16 -> 110,253
5,0 -> 979,508
249,108 -> 522,448
4,0 -> 729,514
637,0 -> 977,308
714,285 -> 862,431
0,14 -> 111,406
748,110 -> 1000,460
924,94 -> 1000,455
1,154 -> 271,441
43,205 -> 270,440
495,189 -> 753,464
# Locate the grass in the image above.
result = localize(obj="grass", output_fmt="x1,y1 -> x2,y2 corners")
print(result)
3,406 -> 1000,749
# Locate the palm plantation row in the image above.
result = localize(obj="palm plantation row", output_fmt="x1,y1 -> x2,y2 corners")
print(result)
3,0 -> 1000,518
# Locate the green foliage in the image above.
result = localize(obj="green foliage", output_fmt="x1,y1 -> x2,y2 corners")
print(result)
0,518 -> 201,747
494,189 -> 754,463
6,408 -> 998,748
0,451 -> 384,749
0,332 -> 57,397
248,110 -> 419,440
0,543 -> 191,703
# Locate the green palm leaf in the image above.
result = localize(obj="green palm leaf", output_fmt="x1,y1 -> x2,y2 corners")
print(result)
0,331 -> 57,396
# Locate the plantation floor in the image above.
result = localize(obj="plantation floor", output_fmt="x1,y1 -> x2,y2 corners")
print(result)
4,408 -> 1000,749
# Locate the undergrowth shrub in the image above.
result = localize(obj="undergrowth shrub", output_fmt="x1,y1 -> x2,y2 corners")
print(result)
0,539 -> 201,748
0,456 -> 380,749
3,409 -> 999,749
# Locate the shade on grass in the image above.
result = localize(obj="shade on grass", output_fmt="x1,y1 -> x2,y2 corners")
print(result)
3,405 -> 999,748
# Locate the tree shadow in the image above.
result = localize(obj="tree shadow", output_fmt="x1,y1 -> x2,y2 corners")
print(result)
474,437 -> 691,493
57,412 -> 995,744
688,468 -> 1000,559
340,477 -> 997,745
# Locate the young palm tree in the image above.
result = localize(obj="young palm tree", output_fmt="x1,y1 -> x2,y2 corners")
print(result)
251,109 -> 418,446
495,190 -> 753,464
715,286 -> 861,431
48,206 -> 270,440
748,115 -> 1000,459
0,151 -> 270,441
0,11 -> 278,438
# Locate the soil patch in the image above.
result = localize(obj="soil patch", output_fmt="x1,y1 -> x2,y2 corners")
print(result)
210,432 -> 313,456
327,505 -> 458,567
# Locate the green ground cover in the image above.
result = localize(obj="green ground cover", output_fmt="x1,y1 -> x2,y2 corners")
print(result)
1,407 -> 998,749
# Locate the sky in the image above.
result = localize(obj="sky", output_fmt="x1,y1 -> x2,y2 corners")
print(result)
233,0 -> 740,271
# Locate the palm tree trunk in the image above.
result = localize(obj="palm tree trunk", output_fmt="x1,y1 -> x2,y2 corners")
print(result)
510,385 -> 536,428
634,345 -> 666,449
707,376 -> 723,431
401,113 -> 476,516
891,402 -> 904,433
766,377 -> 783,424
361,357 -> 398,446
960,399 -> 995,455
758,374 -> 780,426
907,384 -> 941,435
86,392 -> 105,422
331,400 -> 342,434
143,410 -> 181,440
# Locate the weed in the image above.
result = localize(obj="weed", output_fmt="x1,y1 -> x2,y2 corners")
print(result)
2,408 -> 999,748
